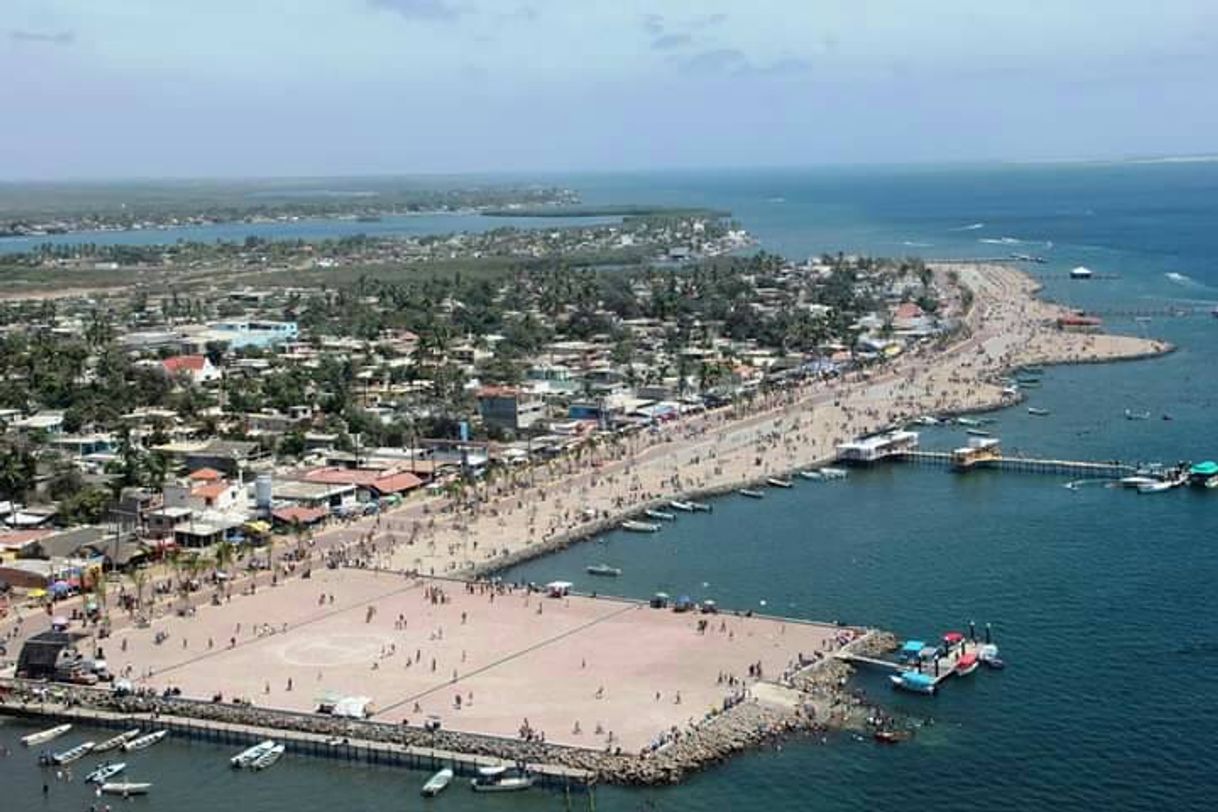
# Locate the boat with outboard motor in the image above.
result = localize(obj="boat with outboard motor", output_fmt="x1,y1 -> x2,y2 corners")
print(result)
231,739 -> 278,768
586,563 -> 622,577
94,729 -> 141,753
471,765 -> 534,792
21,724 -> 72,747
101,782 -> 151,796
421,767 -> 454,797
250,743 -> 285,770
51,740 -> 95,764
86,762 -> 127,785
122,730 -> 167,752
621,520 -> 660,533
738,488 -> 765,499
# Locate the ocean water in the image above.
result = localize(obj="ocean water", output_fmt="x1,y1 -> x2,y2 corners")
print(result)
3,163 -> 1217,810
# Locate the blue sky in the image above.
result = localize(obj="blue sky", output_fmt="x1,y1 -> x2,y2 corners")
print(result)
3,1 -> 1216,179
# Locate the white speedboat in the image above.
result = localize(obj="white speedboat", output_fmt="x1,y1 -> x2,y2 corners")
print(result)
1118,476 -> 1159,489
95,729 -> 142,753
797,469 -> 823,481
669,501 -> 696,512
766,477 -> 793,488
644,509 -> 676,521
621,520 -> 660,533
421,767 -> 454,797
738,488 -> 765,499
86,762 -> 127,785
586,563 -> 622,577
122,730 -> 168,752
250,743 -> 285,771
1027,407 -> 1050,417
21,724 -> 72,747
819,468 -> 848,479
101,782 -> 152,796
471,765 -> 533,792
52,740 -> 95,764
1137,481 -> 1173,494
231,739 -> 278,768
688,501 -> 712,512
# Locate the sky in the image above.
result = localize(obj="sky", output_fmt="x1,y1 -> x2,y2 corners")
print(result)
2,0 -> 1216,179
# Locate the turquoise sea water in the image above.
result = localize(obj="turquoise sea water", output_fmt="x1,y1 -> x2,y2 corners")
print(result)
3,163 -> 1217,810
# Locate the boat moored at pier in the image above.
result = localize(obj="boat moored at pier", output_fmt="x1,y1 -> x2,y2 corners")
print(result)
21,724 -> 72,747
890,671 -> 937,695
95,729 -> 141,753
122,730 -> 168,752
621,520 -> 661,533
471,765 -> 534,792
422,767 -> 454,797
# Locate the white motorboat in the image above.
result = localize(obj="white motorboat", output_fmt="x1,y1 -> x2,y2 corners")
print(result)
644,509 -> 676,521
470,765 -> 534,792
668,501 -> 696,512
1118,476 -> 1159,489
621,520 -> 660,533
688,501 -> 712,512
766,477 -> 793,488
101,782 -> 152,796
586,563 -> 622,577
738,488 -> 765,499
52,740 -> 95,764
250,743 -> 285,770
1137,481 -> 1173,494
231,739 -> 278,768
86,762 -> 127,785
21,724 -> 72,747
797,470 -> 823,481
421,767 -> 454,797
95,729 -> 142,753
122,730 -> 168,752
819,468 -> 848,479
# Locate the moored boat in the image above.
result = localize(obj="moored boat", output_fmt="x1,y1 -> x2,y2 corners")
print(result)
421,767 -> 454,797
874,729 -> 913,744
955,652 -> 980,676
688,501 -> 712,512
586,563 -> 622,577
1137,481 -> 1173,494
250,743 -> 285,770
966,428 -> 991,437
890,671 -> 937,695
1027,407 -> 1050,416
819,468 -> 848,479
766,477 -> 793,488
738,488 -> 765,499
231,739 -> 277,768
1118,475 -> 1159,489
1125,409 -> 1151,420
21,724 -> 72,747
100,782 -> 152,796
94,729 -> 142,753
669,500 -> 696,512
471,765 -> 534,793
621,520 -> 660,533
122,730 -> 167,752
52,740 -> 95,764
86,762 -> 127,785
644,509 -> 676,521
797,469 -> 823,481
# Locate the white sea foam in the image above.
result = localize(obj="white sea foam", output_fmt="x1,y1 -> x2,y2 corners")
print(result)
951,222 -> 985,231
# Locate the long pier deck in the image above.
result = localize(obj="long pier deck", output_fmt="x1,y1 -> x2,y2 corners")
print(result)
896,450 -> 1136,479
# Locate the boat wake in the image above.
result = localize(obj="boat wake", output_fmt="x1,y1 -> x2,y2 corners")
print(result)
1163,271 -> 1211,290
951,222 -> 985,231
980,237 -> 1025,245
902,241 -> 933,248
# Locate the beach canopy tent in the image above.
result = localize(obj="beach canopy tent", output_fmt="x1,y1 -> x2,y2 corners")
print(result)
332,696 -> 372,718
1190,461 -> 1218,476
545,581 -> 573,598
900,640 -> 926,658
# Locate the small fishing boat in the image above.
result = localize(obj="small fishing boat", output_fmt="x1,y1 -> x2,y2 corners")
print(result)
471,765 -> 534,793
250,743 -> 285,771
421,767 -> 454,797
955,417 -> 983,427
966,429 -> 991,437
586,564 -> 622,577
52,740 -> 96,765
621,520 -> 660,533
955,652 -> 980,676
644,509 -> 676,521
231,739 -> 278,768
21,724 -> 72,747
94,729 -> 142,753
797,469 -> 823,481
86,762 -> 127,784
1137,481 -> 1173,494
122,730 -> 168,752
689,501 -> 712,512
874,729 -> 913,744
100,782 -> 152,796
766,477 -> 793,488
819,468 -> 848,479
1125,409 -> 1151,421
1118,476 -> 1159,489
738,488 -> 765,499
890,671 -> 937,695
669,500 -> 696,512
1027,407 -> 1050,416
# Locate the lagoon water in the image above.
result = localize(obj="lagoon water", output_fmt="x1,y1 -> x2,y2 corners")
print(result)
3,163 -> 1217,810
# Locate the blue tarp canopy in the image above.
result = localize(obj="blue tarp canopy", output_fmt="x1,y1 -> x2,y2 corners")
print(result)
900,640 -> 926,654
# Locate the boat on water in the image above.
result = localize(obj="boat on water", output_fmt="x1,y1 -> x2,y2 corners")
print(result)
231,739 -> 278,768
955,652 -> 980,676
738,488 -> 765,499
621,520 -> 660,533
586,564 -> 622,577
471,765 -> 534,793
890,671 -> 937,695
669,500 -> 696,512
86,762 -> 127,785
94,729 -> 141,753
874,729 -> 913,744
1125,409 -> 1151,420
1027,407 -> 1050,416
966,429 -> 991,437
1022,366 -> 1044,375
122,730 -> 168,752
688,501 -> 712,512
1118,475 -> 1160,489
819,468 -> 848,479
101,782 -> 152,796
52,740 -> 96,765
421,767 -> 454,797
1188,461 -> 1218,488
797,469 -> 823,481
766,477 -> 793,488
251,743 -> 285,770
1138,481 -> 1174,494
21,724 -> 72,747
644,509 -> 676,521
955,417 -> 983,427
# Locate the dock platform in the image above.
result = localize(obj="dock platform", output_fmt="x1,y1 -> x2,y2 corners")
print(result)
897,450 -> 1136,479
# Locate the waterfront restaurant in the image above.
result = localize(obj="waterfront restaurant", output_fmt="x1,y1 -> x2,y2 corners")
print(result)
835,430 -> 920,464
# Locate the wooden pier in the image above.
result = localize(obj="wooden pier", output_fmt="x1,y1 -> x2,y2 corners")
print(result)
897,450 -> 1135,479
